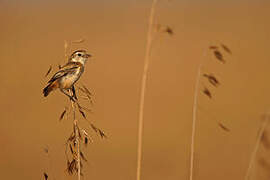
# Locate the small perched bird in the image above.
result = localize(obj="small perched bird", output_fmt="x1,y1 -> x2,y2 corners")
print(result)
43,50 -> 91,101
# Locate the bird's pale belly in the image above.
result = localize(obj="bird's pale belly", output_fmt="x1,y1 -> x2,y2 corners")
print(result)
59,73 -> 80,89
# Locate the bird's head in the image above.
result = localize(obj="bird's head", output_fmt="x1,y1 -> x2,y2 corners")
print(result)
69,50 -> 91,65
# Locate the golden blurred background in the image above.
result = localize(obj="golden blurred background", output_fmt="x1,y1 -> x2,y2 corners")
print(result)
1,0 -> 270,179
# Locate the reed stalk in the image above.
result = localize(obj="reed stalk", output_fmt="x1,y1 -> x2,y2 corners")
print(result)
245,113 -> 269,180
136,1 -> 158,180
70,94 -> 81,180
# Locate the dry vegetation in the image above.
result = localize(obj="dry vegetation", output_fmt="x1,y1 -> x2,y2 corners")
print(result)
40,1 -> 269,180
43,40 -> 106,180
136,1 -> 174,180
190,43 -> 233,180
245,113 -> 270,180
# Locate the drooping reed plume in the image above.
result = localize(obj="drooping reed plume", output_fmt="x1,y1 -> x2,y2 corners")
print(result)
190,43 -> 232,180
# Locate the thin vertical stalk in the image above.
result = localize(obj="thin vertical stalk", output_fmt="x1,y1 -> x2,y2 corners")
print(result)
245,114 -> 269,180
189,60 -> 203,180
71,96 -> 81,180
136,1 -> 158,180
190,46 -> 209,180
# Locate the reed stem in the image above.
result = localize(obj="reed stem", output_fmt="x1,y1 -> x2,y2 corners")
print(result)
245,114 -> 269,180
71,95 -> 81,180
136,1 -> 158,180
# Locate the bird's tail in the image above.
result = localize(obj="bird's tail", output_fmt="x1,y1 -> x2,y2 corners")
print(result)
43,82 -> 58,97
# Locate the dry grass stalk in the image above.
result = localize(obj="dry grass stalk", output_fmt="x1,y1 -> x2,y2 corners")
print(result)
136,1 -> 158,180
64,98 -> 94,178
70,93 -> 81,180
190,53 -> 204,180
190,43 -> 231,180
245,113 -> 270,180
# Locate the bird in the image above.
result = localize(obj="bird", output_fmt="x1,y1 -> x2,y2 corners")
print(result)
43,50 -> 91,101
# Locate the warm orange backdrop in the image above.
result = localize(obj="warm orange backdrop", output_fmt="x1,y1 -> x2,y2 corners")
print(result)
0,0 -> 270,179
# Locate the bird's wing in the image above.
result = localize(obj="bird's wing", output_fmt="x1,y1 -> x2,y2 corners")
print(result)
48,62 -> 79,83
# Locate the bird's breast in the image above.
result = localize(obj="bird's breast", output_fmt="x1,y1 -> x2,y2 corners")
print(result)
59,68 -> 83,89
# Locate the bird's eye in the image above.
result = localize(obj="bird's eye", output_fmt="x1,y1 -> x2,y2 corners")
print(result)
78,53 -> 81,56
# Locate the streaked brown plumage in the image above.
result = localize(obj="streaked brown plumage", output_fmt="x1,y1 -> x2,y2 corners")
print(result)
43,50 -> 91,100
